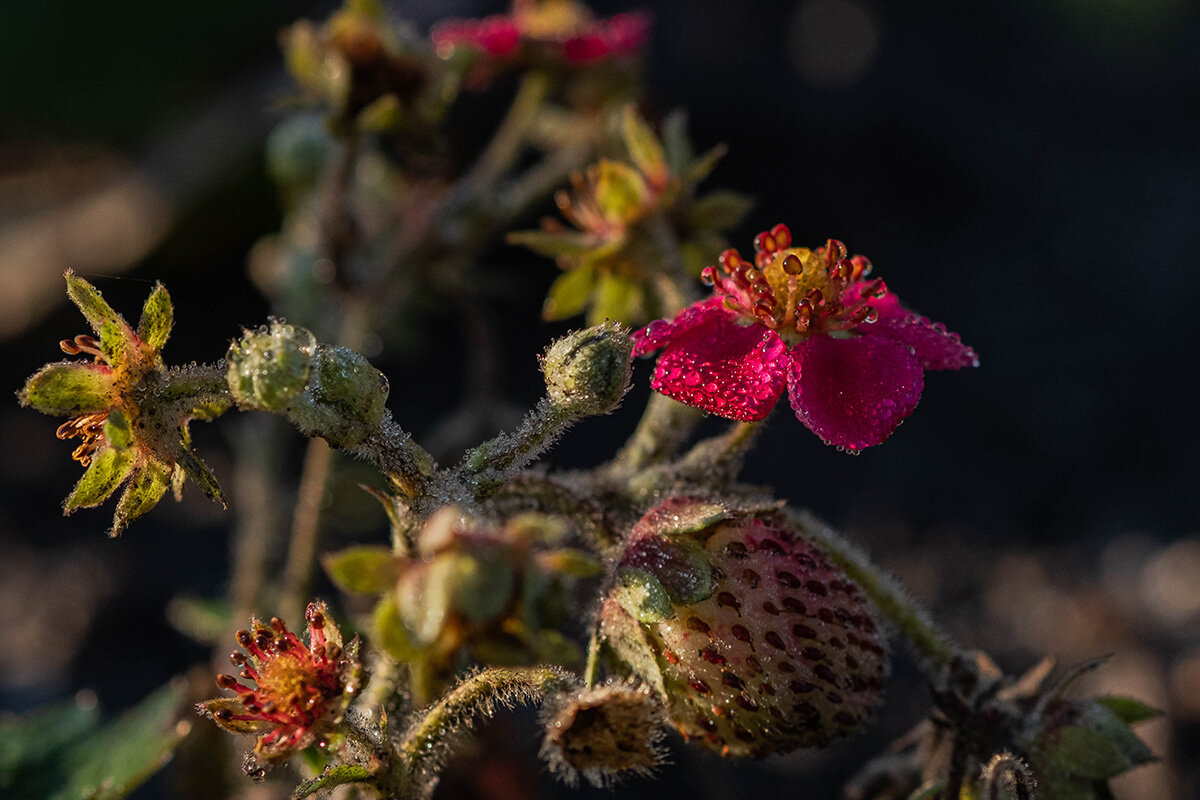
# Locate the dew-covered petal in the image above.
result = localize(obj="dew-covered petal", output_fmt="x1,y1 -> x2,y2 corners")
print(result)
64,446 -> 134,512
19,361 -> 115,415
787,333 -> 924,452
649,310 -> 787,421
632,297 -> 726,356
867,314 -> 979,371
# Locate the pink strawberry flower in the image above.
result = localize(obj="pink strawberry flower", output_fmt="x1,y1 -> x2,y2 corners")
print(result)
632,224 -> 977,451
432,1 -> 650,65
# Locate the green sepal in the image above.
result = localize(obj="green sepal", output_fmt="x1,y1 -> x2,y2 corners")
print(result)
356,93 -> 402,132
98,317 -> 135,366
104,408 -> 134,449
322,545 -> 398,595
1095,695 -> 1161,725
622,106 -> 668,188
1050,725 -> 1134,781
614,567 -> 674,624
311,345 -> 389,427
291,764 -> 374,799
652,501 -> 730,537
19,362 -> 114,416
397,558 -> 455,645
451,550 -> 515,624
660,110 -> 694,177
594,160 -> 649,224
509,229 -> 597,259
64,271 -> 121,337
371,592 -> 421,661
599,596 -> 665,695
682,143 -> 728,187
175,447 -> 225,506
196,697 -> 271,736
689,190 -> 755,231
588,272 -> 644,327
534,548 -> 604,578
542,263 -> 598,321
641,534 -> 714,606
64,447 -> 134,512
136,283 -> 173,351
111,460 -> 172,536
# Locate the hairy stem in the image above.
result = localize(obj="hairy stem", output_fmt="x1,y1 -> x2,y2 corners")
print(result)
456,397 -> 577,499
388,666 -> 570,798
609,393 -> 703,475
784,508 -> 959,670
460,70 -> 551,193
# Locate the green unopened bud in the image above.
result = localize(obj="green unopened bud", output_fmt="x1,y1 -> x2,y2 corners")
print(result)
226,322 -> 316,412
541,322 -> 632,417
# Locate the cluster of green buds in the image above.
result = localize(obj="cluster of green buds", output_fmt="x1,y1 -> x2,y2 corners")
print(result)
226,321 -> 389,449
510,107 -> 753,326
283,0 -> 454,132
18,273 -> 229,535
324,508 -> 603,702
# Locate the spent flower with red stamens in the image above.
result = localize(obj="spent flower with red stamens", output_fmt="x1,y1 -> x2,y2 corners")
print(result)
19,272 -> 229,535
632,224 -> 978,451
198,602 -> 361,764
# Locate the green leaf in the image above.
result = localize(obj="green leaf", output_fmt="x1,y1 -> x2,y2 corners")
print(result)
65,447 -> 134,512
689,190 -> 755,231
1095,695 -> 1162,725
622,106 -> 668,188
291,764 -> 373,799
136,283 -> 173,351
1051,725 -> 1132,781
0,693 -> 99,783
19,362 -> 114,415
111,460 -> 171,536
507,229 -> 597,259
593,160 -> 649,224
64,271 -> 121,336
323,545 -> 398,596
47,681 -> 188,800
175,447 -> 225,506
542,263 -> 597,321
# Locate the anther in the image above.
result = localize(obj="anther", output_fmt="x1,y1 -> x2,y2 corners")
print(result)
781,253 -> 803,275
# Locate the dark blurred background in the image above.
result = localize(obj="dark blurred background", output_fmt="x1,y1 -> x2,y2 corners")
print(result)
1,1 -> 1197,798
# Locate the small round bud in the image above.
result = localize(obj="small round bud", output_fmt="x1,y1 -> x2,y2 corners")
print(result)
541,322 -> 632,416
226,322 -> 317,412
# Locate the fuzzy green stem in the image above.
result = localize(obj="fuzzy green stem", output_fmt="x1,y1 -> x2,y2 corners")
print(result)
784,508 -> 958,670
583,627 -> 603,689
461,71 -> 551,193
456,397 -> 578,499
609,393 -> 703,475
388,666 -> 570,798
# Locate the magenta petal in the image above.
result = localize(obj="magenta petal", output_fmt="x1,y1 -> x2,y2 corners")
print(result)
632,297 -> 727,356
650,311 -> 787,421
867,314 -> 979,370
787,333 -> 925,451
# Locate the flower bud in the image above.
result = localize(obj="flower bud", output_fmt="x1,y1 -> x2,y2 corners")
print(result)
541,322 -> 632,416
226,322 -> 316,412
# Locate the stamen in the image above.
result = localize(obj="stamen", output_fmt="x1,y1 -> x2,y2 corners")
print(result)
781,253 -> 803,275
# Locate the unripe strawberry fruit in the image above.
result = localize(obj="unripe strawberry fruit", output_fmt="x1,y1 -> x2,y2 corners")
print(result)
601,498 -> 887,757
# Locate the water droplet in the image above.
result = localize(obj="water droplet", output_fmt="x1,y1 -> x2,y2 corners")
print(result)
684,371 -> 702,387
